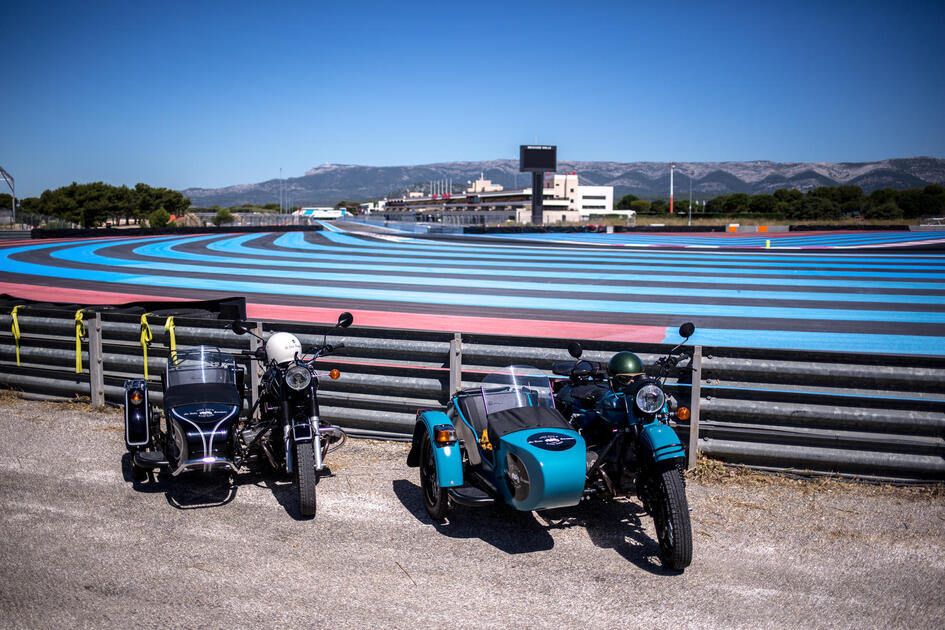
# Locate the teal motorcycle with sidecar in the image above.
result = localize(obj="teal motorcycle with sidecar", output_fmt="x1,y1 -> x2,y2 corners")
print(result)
407,326 -> 695,571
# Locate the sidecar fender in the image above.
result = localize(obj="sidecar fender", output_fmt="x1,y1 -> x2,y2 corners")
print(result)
640,422 -> 686,463
406,411 -> 463,488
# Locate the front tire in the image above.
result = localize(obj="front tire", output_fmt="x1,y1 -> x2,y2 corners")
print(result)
647,463 -> 692,571
295,442 -> 316,518
419,432 -> 450,521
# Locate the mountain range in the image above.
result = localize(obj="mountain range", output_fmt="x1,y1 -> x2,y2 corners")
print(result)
181,157 -> 945,207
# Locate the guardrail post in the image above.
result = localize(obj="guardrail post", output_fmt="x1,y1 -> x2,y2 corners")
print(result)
449,333 -> 462,394
88,312 -> 105,407
249,323 -> 262,410
687,345 -> 702,469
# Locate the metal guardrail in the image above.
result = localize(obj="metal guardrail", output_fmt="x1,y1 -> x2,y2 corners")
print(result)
0,306 -> 942,482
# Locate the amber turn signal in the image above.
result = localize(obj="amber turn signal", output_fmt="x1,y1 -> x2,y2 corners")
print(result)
433,424 -> 457,445
329,369 -> 341,380
676,406 -> 691,421
129,390 -> 144,405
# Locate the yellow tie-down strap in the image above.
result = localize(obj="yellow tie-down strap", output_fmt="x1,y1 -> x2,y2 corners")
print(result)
11,305 -> 23,366
164,315 -> 177,355
140,313 -> 153,380
74,309 -> 87,374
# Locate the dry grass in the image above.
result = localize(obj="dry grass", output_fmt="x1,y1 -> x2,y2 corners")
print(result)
689,455 -> 944,500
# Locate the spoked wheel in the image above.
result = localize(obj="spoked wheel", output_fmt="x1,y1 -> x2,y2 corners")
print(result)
295,441 -> 316,518
419,432 -> 450,521
645,462 -> 692,571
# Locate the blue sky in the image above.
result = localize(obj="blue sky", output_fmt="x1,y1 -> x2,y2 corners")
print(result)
2,0 -> 944,197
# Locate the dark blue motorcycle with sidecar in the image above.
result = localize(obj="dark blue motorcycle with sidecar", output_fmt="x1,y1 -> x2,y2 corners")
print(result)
406,324 -> 695,571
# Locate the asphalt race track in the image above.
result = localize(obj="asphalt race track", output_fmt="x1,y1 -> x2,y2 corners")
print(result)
1,224 -> 945,355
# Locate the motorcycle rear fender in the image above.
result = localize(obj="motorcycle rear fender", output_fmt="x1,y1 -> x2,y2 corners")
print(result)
124,379 -> 150,447
406,411 -> 463,488
640,422 -> 686,462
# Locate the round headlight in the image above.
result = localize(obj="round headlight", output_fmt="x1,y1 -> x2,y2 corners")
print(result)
635,383 -> 665,414
285,365 -> 312,391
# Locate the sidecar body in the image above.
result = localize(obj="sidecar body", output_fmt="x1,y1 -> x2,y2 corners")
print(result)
124,346 -> 244,477
407,366 -> 586,514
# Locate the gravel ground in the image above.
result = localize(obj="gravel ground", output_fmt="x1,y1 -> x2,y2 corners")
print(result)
0,395 -> 942,629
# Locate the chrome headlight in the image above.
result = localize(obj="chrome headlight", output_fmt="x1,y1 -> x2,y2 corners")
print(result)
635,384 -> 665,414
285,365 -> 312,391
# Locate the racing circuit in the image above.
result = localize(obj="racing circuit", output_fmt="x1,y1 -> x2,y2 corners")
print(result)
1,223 -> 945,355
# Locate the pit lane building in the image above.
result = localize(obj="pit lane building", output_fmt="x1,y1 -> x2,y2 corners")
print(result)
382,174 -> 614,225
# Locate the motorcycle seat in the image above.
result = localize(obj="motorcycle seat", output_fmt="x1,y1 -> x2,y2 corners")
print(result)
569,383 -> 609,406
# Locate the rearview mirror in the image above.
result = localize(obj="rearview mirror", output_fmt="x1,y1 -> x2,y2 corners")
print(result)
567,341 -> 583,359
232,320 -> 248,335
679,322 -> 695,339
337,312 -> 354,329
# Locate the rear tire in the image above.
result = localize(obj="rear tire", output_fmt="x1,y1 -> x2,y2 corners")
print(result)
650,463 -> 692,571
295,442 -> 316,518
419,432 -> 450,521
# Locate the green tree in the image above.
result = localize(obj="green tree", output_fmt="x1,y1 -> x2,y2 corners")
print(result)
868,187 -> 897,207
773,188 -> 803,204
722,193 -> 750,213
615,194 -> 639,210
149,207 -> 171,228
788,196 -> 840,220
629,199 -> 650,213
864,203 -> 903,220
705,195 -> 727,213
650,199 -> 668,213
749,194 -> 777,214
134,183 -> 189,222
212,208 -> 234,226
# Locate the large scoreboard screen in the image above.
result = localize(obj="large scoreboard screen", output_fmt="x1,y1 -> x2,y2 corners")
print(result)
519,145 -> 557,172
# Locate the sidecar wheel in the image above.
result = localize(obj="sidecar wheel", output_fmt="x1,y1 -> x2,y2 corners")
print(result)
419,432 -> 450,521
650,463 -> 692,571
295,442 -> 316,518
130,461 -> 148,482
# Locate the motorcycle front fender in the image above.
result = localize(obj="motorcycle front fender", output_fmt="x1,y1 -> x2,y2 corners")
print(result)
406,410 -> 463,488
640,422 -> 686,463
291,416 -> 313,442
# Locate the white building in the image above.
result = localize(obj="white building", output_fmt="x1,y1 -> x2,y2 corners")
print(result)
467,174 -> 504,193
550,173 -> 614,218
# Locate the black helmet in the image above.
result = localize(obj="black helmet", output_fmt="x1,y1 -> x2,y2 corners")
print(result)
608,351 -> 644,384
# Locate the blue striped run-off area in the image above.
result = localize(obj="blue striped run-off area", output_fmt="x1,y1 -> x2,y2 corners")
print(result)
1,226 -> 944,356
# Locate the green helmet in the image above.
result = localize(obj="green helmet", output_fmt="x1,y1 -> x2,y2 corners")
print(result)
608,351 -> 645,382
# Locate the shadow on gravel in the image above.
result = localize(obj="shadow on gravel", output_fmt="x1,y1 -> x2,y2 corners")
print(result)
392,477 -> 674,573
260,471 -> 330,522
120,452 -> 314,519
392,479 -> 555,554
538,500 -> 679,576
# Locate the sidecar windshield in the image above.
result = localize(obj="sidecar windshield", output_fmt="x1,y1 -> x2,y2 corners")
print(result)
480,365 -> 554,414
165,347 -> 237,388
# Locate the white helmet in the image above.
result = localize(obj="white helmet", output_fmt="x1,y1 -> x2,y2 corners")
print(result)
265,332 -> 302,364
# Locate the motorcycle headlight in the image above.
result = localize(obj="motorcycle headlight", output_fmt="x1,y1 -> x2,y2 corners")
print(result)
635,384 -> 665,414
285,365 -> 312,391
